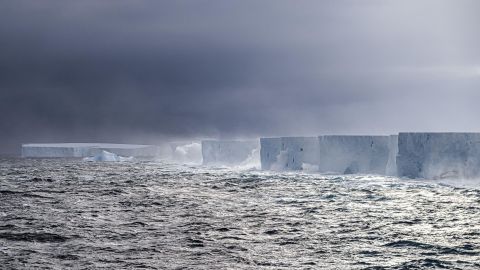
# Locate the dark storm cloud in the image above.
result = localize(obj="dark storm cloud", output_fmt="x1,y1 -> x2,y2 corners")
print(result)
1,0 -> 479,154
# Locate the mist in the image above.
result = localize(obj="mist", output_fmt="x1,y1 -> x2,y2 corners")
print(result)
1,0 -> 480,155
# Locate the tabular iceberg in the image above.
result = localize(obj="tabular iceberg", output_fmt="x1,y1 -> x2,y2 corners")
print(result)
318,136 -> 390,174
396,133 -> 480,179
260,137 -> 319,171
201,140 -> 259,166
21,143 -> 158,158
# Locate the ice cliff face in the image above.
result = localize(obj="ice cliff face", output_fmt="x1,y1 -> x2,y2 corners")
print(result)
386,135 -> 399,176
282,137 -> 319,170
260,137 -> 319,171
260,138 -> 282,170
21,144 -> 89,158
318,136 -> 390,174
397,133 -> 480,179
201,140 -> 259,166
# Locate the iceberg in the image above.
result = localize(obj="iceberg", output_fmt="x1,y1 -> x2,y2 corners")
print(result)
396,132 -> 480,179
260,137 -> 319,171
21,143 -> 159,158
201,140 -> 259,166
318,135 -> 390,174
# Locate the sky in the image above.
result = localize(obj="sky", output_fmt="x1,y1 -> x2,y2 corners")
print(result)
1,0 -> 479,155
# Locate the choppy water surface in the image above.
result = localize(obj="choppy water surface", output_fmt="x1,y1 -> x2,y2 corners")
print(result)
1,158 -> 479,269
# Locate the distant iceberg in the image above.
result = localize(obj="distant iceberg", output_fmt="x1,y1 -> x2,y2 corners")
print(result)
22,132 -> 480,180
21,143 -> 158,158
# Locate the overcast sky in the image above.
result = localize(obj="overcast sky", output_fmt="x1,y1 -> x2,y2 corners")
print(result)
1,0 -> 479,154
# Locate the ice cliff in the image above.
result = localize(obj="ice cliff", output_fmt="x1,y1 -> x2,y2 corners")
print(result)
318,136 -> 390,174
396,133 -> 480,179
386,135 -> 399,176
260,137 -> 319,171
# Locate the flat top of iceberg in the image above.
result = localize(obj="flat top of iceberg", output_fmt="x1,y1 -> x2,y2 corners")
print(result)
398,132 -> 480,135
22,143 -> 154,148
321,135 -> 389,138
202,139 -> 258,143
266,136 -> 316,139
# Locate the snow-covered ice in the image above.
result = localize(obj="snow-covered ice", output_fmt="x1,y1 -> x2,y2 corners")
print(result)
396,132 -> 480,179
318,135 -> 390,174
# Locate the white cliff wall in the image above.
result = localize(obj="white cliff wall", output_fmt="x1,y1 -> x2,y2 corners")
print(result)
385,135 -> 399,176
396,133 -> 480,179
260,137 -> 319,171
260,138 -> 282,170
318,136 -> 390,174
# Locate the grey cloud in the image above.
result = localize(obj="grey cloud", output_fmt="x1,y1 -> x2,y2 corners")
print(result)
0,0 -> 479,155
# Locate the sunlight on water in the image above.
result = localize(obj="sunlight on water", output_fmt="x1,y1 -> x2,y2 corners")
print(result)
0,158 -> 479,269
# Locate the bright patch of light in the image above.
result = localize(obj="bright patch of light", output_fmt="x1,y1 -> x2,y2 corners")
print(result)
475,66 -> 480,76
390,66 -> 480,78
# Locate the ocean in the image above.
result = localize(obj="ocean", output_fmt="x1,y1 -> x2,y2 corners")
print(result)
1,158 -> 479,269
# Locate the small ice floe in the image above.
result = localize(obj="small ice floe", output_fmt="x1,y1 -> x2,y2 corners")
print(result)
83,150 -> 134,162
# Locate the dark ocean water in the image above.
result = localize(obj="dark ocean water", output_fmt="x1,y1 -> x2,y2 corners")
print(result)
0,158 -> 479,269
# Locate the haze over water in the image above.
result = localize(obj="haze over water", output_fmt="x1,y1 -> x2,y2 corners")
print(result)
1,158 -> 479,269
